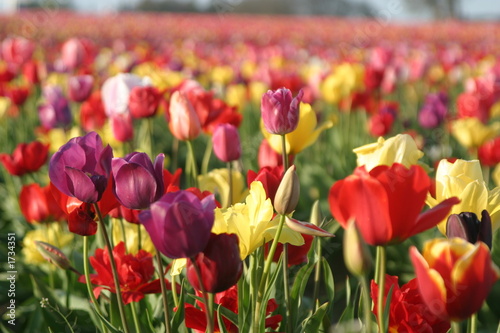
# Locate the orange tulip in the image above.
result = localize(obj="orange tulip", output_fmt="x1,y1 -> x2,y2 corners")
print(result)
168,90 -> 201,141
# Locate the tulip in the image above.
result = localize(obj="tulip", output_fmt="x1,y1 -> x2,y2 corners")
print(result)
478,137 -> 500,167
353,133 -> 424,172
101,73 -> 145,117
68,75 -> 94,102
410,238 -> 500,321
49,131 -> 113,203
427,159 -> 500,233
139,190 -> 216,259
456,92 -> 489,124
187,233 -> 243,293
274,165 -> 300,215
212,181 -> 303,259
212,123 -> 241,163
19,183 -> 64,223
0,141 -> 49,176
129,86 -> 162,118
38,85 -> 72,130
112,152 -> 165,209
329,163 -> 459,246
257,139 -> 284,168
79,242 -> 168,304
1,37 -> 35,66
247,165 -> 283,204
168,90 -> 201,141
80,91 -> 107,132
262,102 -> 334,155
198,168 -> 247,208
343,220 -> 372,277
368,111 -> 394,137
261,88 -> 303,135
6,85 -> 29,106
451,118 -> 500,149
371,275 -> 450,333
418,92 -> 448,129
110,113 -> 134,142
446,210 -> 492,249
35,241 -> 78,273
61,38 -> 87,71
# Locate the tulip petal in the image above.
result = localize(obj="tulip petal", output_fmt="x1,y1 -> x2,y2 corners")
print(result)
410,197 -> 460,239
448,242 -> 500,321
65,167 -> 99,203
410,246 -> 448,320
114,164 -> 157,209
285,217 -> 334,237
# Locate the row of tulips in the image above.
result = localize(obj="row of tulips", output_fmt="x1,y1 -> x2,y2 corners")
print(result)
1,12 -> 500,333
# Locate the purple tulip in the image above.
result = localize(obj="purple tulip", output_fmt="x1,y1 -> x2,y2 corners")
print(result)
261,88 -> 303,135
49,131 -> 113,203
68,75 -> 94,102
212,124 -> 241,162
418,92 -> 448,129
112,152 -> 165,209
38,85 -> 72,130
139,190 -> 215,259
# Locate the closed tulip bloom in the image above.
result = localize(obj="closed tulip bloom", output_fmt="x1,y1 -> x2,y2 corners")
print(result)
101,73 -> 144,117
329,163 -> 459,246
110,113 -> 134,143
261,88 -> 303,135
80,91 -> 107,132
212,124 -> 241,162
0,141 -> 49,176
139,190 -> 216,259
112,152 -> 165,209
129,86 -> 162,118
61,38 -> 86,71
410,238 -> 500,321
20,184 -> 64,223
168,90 -> 201,141
68,75 -> 94,102
1,37 -> 35,66
478,137 -> 500,167
187,233 -> 243,293
49,131 -> 113,203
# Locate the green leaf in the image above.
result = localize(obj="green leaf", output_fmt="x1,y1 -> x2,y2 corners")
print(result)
217,308 -> 230,333
382,284 -> 395,332
290,260 -> 316,328
300,302 -> 329,333
90,303 -> 123,333
171,281 -> 185,333
321,258 -> 335,303
217,303 -> 238,326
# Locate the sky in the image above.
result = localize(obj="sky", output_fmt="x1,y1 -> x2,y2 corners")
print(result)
1,0 -> 500,21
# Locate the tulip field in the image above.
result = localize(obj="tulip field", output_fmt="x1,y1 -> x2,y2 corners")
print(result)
1,10 -> 500,333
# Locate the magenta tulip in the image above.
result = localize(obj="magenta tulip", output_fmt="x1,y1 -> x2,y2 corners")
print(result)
212,124 -> 241,162
261,88 -> 303,135
49,131 -> 113,203
68,75 -> 94,102
38,85 -> 72,130
139,190 -> 215,259
112,152 -> 165,209
187,233 -> 243,293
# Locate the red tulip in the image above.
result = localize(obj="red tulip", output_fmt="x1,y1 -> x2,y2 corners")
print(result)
371,274 -> 450,333
329,163 -> 459,246
478,137 -> 500,167
19,183 -> 64,223
6,86 -> 30,106
410,238 -> 500,321
110,113 -> 134,142
129,86 -> 162,118
247,165 -> 283,204
78,242 -> 168,304
0,141 -> 49,176
80,91 -> 107,132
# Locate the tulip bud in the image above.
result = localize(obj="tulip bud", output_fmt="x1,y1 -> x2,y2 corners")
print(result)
343,220 -> 372,276
212,123 -> 241,162
446,210 -> 492,249
35,241 -> 79,273
310,200 -> 322,227
261,88 -> 303,135
274,165 -> 300,215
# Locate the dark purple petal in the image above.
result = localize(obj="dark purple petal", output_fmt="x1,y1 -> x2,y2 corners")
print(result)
114,164 -> 157,209
65,166 -> 99,203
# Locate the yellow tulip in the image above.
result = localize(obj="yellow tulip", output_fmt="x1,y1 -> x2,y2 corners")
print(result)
353,134 -> 424,171
262,102 -> 334,155
225,83 -> 247,111
427,159 -> 500,233
451,118 -> 500,149
321,63 -> 364,104
22,222 -> 74,267
111,218 -> 156,255
0,97 -> 11,119
212,181 -> 304,259
198,168 -> 247,208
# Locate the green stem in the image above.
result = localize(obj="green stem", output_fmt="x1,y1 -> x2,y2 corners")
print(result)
281,134 -> 288,170
119,218 -> 128,252
468,314 -> 477,333
186,140 -> 199,188
130,302 -> 141,333
47,302 -> 76,333
312,237 -> 322,313
376,246 -> 386,333
172,138 -> 179,172
452,321 -> 462,333
282,244 -> 291,332
190,257 -> 214,333
155,252 -> 172,333
83,236 -> 107,333
93,204 -> 130,333
171,274 -> 179,308
137,223 -> 142,253
374,246 -> 381,285
360,275 -> 373,333
255,214 -> 287,332
227,162 -> 233,208
201,139 -> 213,175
